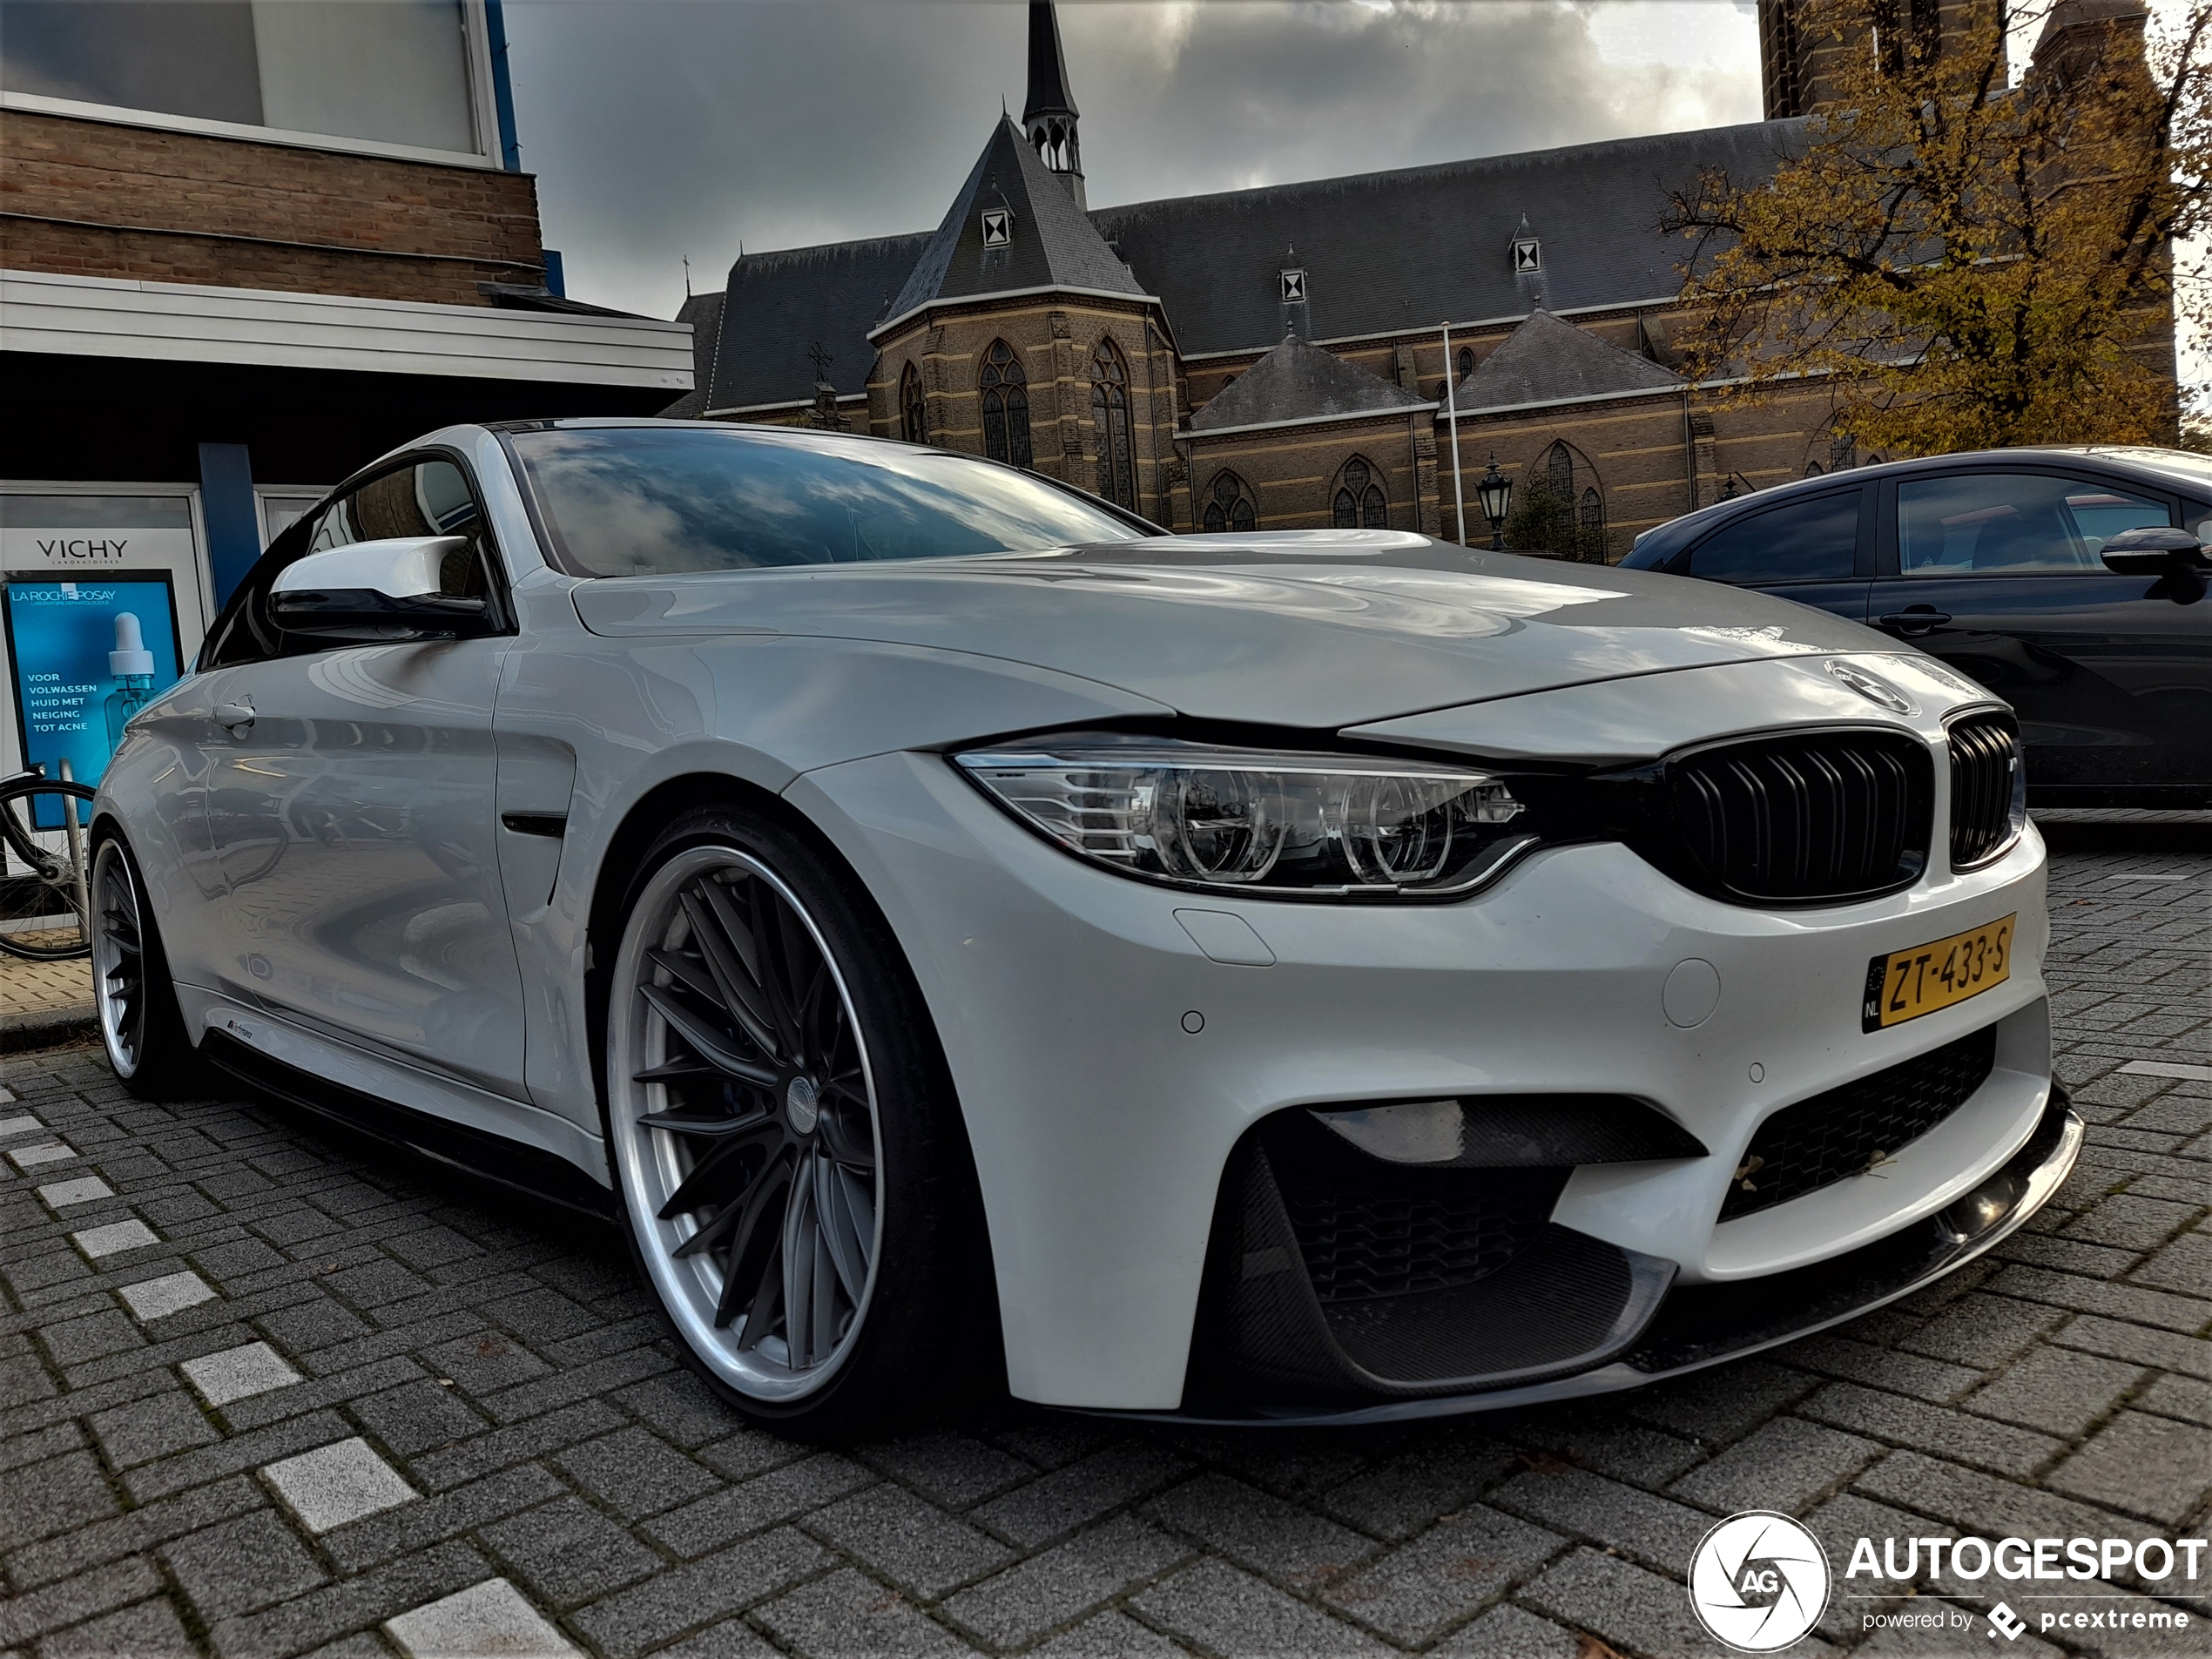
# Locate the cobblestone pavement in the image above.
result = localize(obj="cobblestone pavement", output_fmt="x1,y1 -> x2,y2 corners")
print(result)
2,818 -> 2206,1659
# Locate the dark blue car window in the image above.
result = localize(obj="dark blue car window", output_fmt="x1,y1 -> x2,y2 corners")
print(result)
1689,490 -> 1860,583
508,427 -> 1149,578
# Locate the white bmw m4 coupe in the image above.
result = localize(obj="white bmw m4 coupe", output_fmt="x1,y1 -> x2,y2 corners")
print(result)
91,420 -> 2080,1438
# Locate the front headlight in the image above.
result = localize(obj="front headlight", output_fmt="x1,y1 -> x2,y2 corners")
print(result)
953,735 -> 1537,899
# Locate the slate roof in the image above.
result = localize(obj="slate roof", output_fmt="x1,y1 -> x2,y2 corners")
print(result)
1453,308 -> 1681,412
702,233 -> 931,411
1093,119 -> 1803,357
1188,330 -> 1430,432
685,118 -> 1798,412
658,288 -> 725,418
880,116 -> 1143,327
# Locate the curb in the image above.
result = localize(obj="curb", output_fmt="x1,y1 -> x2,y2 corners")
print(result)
1,1003 -> 98,1055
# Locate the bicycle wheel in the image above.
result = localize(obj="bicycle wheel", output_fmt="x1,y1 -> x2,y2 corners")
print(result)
0,777 -> 99,961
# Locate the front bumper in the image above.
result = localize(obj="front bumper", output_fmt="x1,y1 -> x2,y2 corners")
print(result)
1155,1086 -> 2080,1424
789,741 -> 2054,1413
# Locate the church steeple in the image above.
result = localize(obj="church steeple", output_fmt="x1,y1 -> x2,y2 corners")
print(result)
1021,0 -> 1084,209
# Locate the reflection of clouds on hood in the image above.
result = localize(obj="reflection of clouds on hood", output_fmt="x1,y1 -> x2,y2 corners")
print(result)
503,1 -> 1762,320
1290,570 -> 1623,619
981,564 -> 1548,640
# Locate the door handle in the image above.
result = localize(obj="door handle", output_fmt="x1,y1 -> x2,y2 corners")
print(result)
213,702 -> 256,732
1877,609 -> 1952,635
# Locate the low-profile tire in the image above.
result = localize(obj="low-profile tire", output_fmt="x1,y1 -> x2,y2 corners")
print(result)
604,803 -> 997,1441
91,833 -> 207,1101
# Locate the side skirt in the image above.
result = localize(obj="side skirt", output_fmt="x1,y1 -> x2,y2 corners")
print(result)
185,1002 -> 615,1221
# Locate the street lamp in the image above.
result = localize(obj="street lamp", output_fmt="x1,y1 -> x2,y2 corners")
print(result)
1476,454 -> 1513,550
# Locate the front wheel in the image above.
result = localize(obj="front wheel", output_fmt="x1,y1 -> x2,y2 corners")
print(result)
605,805 -> 995,1440
90,834 -> 206,1099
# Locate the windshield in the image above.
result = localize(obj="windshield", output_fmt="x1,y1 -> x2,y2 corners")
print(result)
506,425 -> 1153,578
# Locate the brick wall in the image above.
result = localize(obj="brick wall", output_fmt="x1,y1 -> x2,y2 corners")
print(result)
0,109 -> 544,306
867,297 -> 1182,526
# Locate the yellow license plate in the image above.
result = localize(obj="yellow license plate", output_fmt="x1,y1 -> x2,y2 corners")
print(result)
1863,914 -> 2014,1032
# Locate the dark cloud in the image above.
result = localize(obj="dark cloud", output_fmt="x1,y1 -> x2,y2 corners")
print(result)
503,0 -> 1763,319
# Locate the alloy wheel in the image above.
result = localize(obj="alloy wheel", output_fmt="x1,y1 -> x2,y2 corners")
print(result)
610,846 -> 884,1401
91,840 -> 147,1076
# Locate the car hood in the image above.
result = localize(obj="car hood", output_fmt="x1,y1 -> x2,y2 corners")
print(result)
570,530 -> 1892,728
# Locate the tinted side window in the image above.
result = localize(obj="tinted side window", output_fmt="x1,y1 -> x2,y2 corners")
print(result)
305,459 -> 492,599
1898,473 -> 2168,576
1689,490 -> 1861,583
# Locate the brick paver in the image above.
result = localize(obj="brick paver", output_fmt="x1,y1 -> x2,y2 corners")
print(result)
0,951 -> 93,1043
1,813 -> 2204,1656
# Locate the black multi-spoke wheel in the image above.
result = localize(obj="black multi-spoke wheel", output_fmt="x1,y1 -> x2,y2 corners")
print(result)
609,806 -> 995,1435
90,833 -> 203,1100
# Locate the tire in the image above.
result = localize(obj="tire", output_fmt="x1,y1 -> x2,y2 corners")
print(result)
90,833 -> 207,1100
604,804 -> 997,1440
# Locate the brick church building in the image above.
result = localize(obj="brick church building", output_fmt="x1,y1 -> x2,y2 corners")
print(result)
670,0 -> 2161,555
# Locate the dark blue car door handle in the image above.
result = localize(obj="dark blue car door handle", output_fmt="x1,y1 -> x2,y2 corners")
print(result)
1878,608 -> 1952,635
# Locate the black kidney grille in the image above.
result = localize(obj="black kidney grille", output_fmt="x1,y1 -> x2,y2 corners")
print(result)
1720,1024 -> 1998,1222
1668,731 -> 1932,903
1949,714 -> 2020,869
1279,1182 -> 1557,1302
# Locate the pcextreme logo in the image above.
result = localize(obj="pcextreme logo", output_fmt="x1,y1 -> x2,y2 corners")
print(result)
1689,1512 -> 1831,1651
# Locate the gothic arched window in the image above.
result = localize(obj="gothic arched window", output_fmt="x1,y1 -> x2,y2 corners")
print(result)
1089,338 -> 1136,508
979,340 -> 1032,468
1579,486 -> 1606,543
1804,459 -> 1824,477
1332,456 -> 1388,529
1546,442 -> 1575,502
900,362 -> 926,444
1456,345 -> 1474,378
1201,470 -> 1257,533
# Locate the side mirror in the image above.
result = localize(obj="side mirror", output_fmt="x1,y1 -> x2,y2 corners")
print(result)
271,536 -> 490,642
2100,525 -> 2209,577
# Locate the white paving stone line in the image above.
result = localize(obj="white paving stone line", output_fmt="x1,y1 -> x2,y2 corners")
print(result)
0,1112 -> 40,1136
5,1137 -> 66,1169
2120,1060 -> 2212,1082
0,1084 -> 16,1103
182,1341 -> 302,1407
37,1176 -> 111,1209
385,1579 -> 583,1658
262,1437 -> 418,1533
118,1270 -> 215,1322
71,1219 -> 158,1258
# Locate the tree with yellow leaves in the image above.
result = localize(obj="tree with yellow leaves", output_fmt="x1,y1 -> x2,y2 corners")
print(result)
1663,0 -> 2209,455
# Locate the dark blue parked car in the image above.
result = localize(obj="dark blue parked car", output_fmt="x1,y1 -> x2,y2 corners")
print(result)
1622,448 -> 2212,806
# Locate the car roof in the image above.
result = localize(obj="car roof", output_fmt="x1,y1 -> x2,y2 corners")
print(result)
1634,445 -> 2212,555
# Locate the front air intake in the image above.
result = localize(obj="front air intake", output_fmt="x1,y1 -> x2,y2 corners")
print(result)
1948,713 -> 2022,870
1719,1023 -> 1999,1222
1662,730 -> 1932,905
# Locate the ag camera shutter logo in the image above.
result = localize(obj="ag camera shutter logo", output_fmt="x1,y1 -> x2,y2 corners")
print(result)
1689,1512 -> 1831,1651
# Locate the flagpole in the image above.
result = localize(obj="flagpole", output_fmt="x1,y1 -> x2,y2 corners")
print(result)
1441,321 -> 1467,546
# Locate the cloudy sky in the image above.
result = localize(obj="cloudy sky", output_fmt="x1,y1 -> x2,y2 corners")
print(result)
502,0 -> 1764,318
